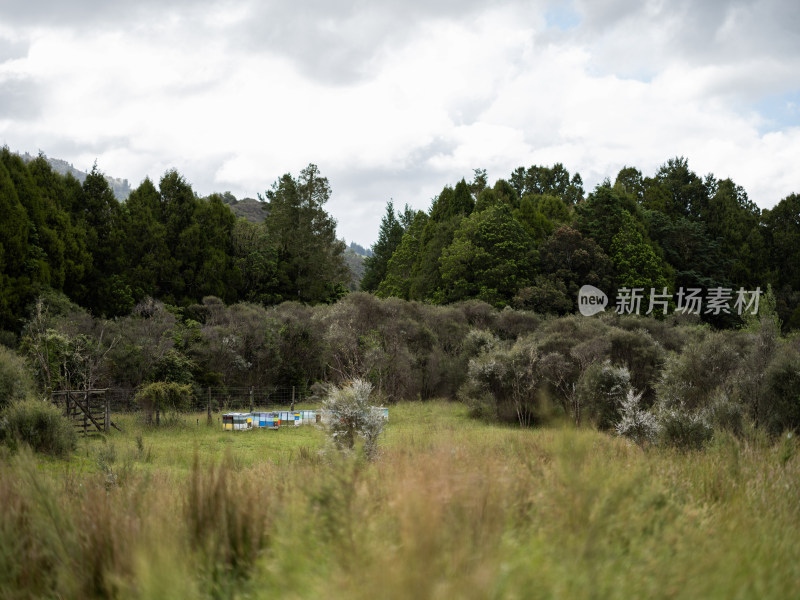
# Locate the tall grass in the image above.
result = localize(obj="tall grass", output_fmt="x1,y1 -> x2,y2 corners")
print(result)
0,402 -> 798,598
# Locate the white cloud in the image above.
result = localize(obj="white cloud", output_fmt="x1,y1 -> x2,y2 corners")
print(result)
0,0 -> 798,246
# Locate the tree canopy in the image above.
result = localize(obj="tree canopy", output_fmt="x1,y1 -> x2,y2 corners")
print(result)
1,152 -> 798,334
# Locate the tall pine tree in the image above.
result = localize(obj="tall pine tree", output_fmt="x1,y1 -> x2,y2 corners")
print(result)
361,201 -> 404,292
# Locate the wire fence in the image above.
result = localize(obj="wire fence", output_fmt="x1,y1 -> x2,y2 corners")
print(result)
106,386 -> 314,413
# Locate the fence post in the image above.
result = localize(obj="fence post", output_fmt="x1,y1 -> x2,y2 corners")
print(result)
291,386 -> 295,411
249,386 -> 254,413
207,387 -> 212,426
104,393 -> 110,432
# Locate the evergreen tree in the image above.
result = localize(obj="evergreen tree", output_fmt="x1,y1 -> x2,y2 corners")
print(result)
122,178 -> 169,302
701,178 -> 764,287
79,165 -> 131,316
264,164 -> 348,303
361,201 -> 404,292
537,226 -> 615,310
231,219 -> 280,304
0,159 -> 32,331
190,194 -> 240,302
609,211 -> 670,293
575,185 -> 641,254
158,170 -> 198,303
653,156 -> 709,218
763,193 -> 800,291
439,204 -> 536,307
377,211 -> 428,300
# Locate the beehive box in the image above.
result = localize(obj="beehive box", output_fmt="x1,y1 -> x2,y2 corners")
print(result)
223,413 -> 252,431
251,412 -> 280,429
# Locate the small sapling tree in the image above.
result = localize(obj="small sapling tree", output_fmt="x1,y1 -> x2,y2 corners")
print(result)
321,379 -> 385,460
135,381 -> 194,426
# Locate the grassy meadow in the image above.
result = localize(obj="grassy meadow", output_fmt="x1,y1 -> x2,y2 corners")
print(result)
1,401 -> 799,599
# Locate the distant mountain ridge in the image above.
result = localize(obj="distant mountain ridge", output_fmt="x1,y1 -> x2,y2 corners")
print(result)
17,151 -> 132,201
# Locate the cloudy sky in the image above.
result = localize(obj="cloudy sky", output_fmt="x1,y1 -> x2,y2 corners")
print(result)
1,0 -> 798,246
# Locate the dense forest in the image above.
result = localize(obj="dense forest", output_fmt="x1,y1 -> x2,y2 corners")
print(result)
0,150 -> 349,335
362,161 -> 800,331
2,147 -> 799,336
2,147 -> 800,438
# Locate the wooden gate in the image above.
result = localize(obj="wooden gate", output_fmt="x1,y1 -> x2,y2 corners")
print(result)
51,389 -> 121,436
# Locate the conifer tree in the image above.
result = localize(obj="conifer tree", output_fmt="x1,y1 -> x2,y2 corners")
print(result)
361,201 -> 404,292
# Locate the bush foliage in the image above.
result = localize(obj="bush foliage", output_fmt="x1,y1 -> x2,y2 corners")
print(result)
0,345 -> 35,411
1,398 -> 77,457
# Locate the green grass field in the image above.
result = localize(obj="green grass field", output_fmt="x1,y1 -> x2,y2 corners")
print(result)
2,401 -> 799,599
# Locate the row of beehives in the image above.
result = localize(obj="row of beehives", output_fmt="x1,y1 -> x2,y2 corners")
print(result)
222,407 -> 389,431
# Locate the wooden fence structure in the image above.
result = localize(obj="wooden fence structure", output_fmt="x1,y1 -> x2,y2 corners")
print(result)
51,389 -> 122,436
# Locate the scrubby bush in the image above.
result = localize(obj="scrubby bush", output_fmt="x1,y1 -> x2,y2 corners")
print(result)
1,398 -> 77,457
615,389 -> 660,446
456,299 -> 497,330
321,379 -> 385,460
607,327 -> 664,403
321,294 -> 417,401
463,335 -> 547,426
657,405 -> 713,450
576,360 -> 631,430
135,381 -> 194,426
0,345 -> 35,410
107,298 -> 178,388
759,350 -> 800,436
462,329 -> 499,358
656,331 -> 747,412
615,313 -> 698,353
706,392 -> 746,437
494,306 -> 541,340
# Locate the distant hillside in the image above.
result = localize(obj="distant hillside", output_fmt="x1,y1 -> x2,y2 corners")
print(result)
349,241 -> 373,257
219,192 -> 268,223
344,246 -> 366,290
17,151 -> 131,201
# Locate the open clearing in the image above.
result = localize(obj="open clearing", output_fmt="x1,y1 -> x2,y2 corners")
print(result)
2,401 -> 799,599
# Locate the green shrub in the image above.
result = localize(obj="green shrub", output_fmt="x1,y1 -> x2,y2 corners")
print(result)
576,360 -> 631,430
608,327 -> 664,403
462,335 -> 548,427
0,345 -> 35,411
657,406 -> 713,450
706,392 -> 745,437
494,306 -> 541,340
1,398 -> 77,458
656,331 -> 747,411
760,350 -> 800,436
135,381 -> 194,426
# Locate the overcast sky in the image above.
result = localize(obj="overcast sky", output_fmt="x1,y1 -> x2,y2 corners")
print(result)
1,0 -> 798,247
